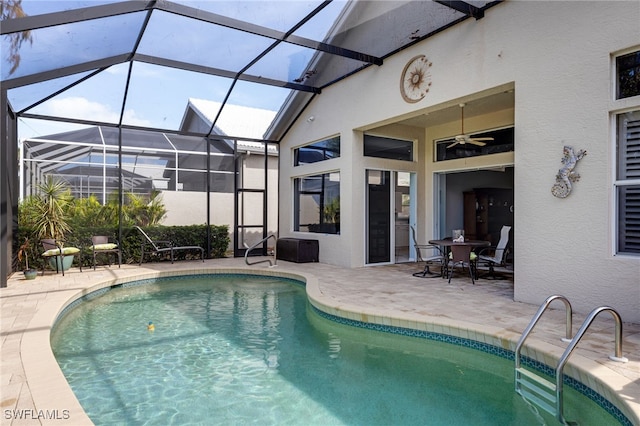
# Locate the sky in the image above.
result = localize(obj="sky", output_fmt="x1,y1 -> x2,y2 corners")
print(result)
6,0 -> 349,141
15,62 -> 292,140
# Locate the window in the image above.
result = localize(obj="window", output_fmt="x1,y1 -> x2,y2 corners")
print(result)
616,110 -> 640,254
616,50 -> 640,99
294,172 -> 340,234
294,136 -> 340,166
435,127 -> 514,162
364,135 -> 413,161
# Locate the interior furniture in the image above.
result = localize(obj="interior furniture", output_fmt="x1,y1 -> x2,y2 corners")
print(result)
410,226 -> 445,278
91,236 -> 122,270
41,239 -> 81,276
463,188 -> 513,246
135,226 -> 204,264
476,225 -> 512,279
276,238 -> 319,263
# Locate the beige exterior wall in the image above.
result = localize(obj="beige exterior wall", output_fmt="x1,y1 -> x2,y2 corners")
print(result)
278,2 -> 640,322
161,154 -> 278,253
161,191 -> 232,226
239,153 -> 279,247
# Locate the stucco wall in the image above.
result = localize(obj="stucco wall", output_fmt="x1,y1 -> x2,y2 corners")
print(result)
161,191 -> 231,226
278,2 -> 640,322
160,153 -> 278,252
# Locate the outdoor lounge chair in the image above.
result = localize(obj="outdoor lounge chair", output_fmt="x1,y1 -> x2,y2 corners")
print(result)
91,235 -> 122,270
476,225 -> 512,279
41,238 -> 81,276
135,226 -> 204,265
410,226 -> 445,278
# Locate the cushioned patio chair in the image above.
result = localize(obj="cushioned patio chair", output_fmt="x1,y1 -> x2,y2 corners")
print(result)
41,238 -> 81,276
410,225 -> 445,278
135,226 -> 204,265
447,244 -> 477,284
476,225 -> 512,280
91,235 -> 122,270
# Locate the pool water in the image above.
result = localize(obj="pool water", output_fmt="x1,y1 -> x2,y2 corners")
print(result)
51,275 -> 622,425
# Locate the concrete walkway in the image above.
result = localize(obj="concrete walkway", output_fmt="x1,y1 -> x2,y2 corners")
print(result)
1,258 -> 639,425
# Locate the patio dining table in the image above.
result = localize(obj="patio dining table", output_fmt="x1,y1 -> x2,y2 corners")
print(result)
428,239 -> 491,279
428,239 -> 492,249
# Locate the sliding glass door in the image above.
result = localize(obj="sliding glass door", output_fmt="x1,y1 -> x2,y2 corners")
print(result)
366,170 -> 391,264
366,170 -> 414,264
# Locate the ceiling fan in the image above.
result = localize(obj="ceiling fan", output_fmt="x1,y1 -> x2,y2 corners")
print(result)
446,103 -> 494,148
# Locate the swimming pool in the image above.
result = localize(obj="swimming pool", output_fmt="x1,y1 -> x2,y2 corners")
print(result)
51,274 -> 626,425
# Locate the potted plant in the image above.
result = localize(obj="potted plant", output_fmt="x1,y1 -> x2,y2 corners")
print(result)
30,177 -> 77,272
17,238 -> 37,280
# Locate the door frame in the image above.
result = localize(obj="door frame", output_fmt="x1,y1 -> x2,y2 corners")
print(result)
365,169 -> 416,265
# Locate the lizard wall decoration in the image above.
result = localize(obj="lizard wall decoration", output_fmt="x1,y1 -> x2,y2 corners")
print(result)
551,145 -> 587,198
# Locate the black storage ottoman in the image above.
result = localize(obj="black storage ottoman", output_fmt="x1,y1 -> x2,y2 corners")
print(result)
276,238 -> 319,263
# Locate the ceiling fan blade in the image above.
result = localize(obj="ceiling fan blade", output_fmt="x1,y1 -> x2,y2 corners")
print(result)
450,104 -> 493,149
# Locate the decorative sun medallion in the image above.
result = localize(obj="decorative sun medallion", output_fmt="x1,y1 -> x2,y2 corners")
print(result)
400,55 -> 432,103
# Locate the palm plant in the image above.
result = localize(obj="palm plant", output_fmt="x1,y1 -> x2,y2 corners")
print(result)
100,193 -> 121,226
122,190 -> 167,226
124,192 -> 149,225
32,176 -> 72,240
145,190 -> 167,226
67,194 -> 103,229
92,190 -> 167,227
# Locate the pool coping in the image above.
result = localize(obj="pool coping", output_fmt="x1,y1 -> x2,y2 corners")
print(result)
18,267 -> 640,425
305,274 -> 639,425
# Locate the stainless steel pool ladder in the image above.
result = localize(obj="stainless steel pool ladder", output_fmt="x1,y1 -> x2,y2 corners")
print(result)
514,295 -> 628,425
244,234 -> 278,267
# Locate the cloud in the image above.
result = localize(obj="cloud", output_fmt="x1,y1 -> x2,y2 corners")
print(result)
39,97 -> 152,127
18,118 -> 86,141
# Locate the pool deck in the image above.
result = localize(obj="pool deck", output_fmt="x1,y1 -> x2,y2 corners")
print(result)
1,257 -> 639,425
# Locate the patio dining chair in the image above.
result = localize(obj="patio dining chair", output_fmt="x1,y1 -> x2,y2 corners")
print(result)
410,226 -> 445,278
41,238 -> 81,276
447,244 -> 477,284
475,225 -> 511,279
90,235 -> 122,270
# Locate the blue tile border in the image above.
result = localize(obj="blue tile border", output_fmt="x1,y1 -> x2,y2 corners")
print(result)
53,273 -> 631,426
310,304 -> 632,426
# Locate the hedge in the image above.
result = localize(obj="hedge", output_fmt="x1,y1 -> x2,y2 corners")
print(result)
13,224 -> 230,272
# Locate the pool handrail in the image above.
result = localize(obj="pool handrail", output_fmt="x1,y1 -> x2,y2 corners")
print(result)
244,233 -> 278,267
556,306 -> 628,424
515,295 -> 629,424
515,294 -> 573,369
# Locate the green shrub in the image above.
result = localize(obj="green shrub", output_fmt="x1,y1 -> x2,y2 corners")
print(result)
134,225 -> 230,263
15,183 -> 230,272
13,224 -> 230,272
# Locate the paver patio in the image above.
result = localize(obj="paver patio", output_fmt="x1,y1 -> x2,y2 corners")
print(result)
1,258 -> 638,425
